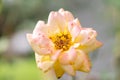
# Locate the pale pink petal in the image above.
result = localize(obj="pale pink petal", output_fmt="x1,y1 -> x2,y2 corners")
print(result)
51,50 -> 62,61
58,8 -> 74,22
33,20 -> 59,37
35,53 -> 54,72
74,29 -> 88,43
78,39 -> 102,53
26,33 -> 54,55
33,21 -> 49,36
33,21 -> 45,34
38,48 -> 52,54
37,61 -> 54,72
74,28 -> 97,44
48,11 -> 67,32
71,26 -> 81,42
59,47 -> 77,65
61,64 -> 75,76
68,19 -> 81,42
68,19 -> 81,32
74,28 -> 102,52
74,50 -> 91,72
73,18 -> 81,27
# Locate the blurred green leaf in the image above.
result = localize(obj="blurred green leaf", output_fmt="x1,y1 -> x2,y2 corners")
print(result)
0,0 -> 2,13
0,37 -> 9,54
104,0 -> 120,9
0,58 -> 44,80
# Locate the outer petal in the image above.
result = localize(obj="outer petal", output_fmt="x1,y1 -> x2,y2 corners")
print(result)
33,20 -> 60,37
58,47 -> 77,65
78,39 -> 102,53
48,11 -> 67,32
74,28 -> 97,44
74,50 -> 91,72
35,53 -> 54,72
61,64 -> 75,76
68,19 -> 81,32
51,50 -> 62,61
68,19 -> 81,42
58,8 -> 74,22
74,28 -> 102,53
53,61 -> 64,79
33,21 -> 47,35
26,33 -> 54,55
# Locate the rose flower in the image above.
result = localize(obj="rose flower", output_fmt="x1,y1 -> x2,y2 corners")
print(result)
27,8 -> 102,79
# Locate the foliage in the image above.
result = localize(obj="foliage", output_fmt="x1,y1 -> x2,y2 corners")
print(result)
0,58 -> 43,80
104,0 -> 120,9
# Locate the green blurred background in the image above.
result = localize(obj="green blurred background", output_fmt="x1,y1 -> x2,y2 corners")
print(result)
0,0 -> 120,80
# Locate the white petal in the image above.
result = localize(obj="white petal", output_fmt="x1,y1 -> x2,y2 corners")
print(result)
61,64 -> 75,76
35,53 -> 54,72
68,19 -> 81,42
33,20 -> 58,37
74,28 -> 96,44
74,29 -> 89,44
59,8 -> 74,22
78,39 -> 102,53
51,50 -> 62,61
74,50 -> 91,72
48,11 -> 67,32
26,33 -> 54,55
38,61 -> 54,72
71,26 -> 81,42
68,19 -> 81,32
74,28 -> 102,52
33,21 -> 49,36
59,47 -> 77,65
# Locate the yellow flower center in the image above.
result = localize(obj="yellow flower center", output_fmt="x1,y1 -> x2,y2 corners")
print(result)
50,32 -> 72,51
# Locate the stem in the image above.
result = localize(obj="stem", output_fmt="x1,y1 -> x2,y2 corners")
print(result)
43,68 -> 58,80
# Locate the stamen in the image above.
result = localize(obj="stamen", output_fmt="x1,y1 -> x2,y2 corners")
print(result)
50,32 -> 72,51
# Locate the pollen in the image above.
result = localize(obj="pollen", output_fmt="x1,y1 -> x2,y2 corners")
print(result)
50,32 -> 72,51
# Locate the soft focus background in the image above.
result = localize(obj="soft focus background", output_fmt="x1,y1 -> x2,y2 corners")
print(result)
0,0 -> 119,80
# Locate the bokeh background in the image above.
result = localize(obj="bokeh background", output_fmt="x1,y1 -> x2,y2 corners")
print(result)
0,0 -> 119,80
